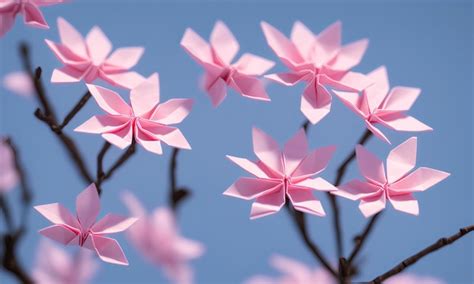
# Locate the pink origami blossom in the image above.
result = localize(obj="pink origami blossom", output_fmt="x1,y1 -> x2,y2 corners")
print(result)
45,17 -> 145,89
333,137 -> 449,217
181,21 -> 275,107
385,274 -> 445,284
333,66 -> 432,143
33,240 -> 98,284
261,21 -> 371,124
35,184 -> 137,265
75,73 -> 193,155
0,138 -> 19,193
122,192 -> 205,284
3,71 -> 34,97
224,128 -> 337,219
245,255 -> 334,284
0,0 -> 64,37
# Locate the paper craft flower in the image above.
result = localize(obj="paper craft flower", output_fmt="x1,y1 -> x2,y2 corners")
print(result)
245,255 -> 334,284
75,73 -> 193,155
0,138 -> 19,193
261,21 -> 371,124
333,66 -> 432,143
34,184 -> 137,265
333,137 -> 449,217
0,0 -> 64,37
45,17 -> 145,89
122,192 -> 205,284
3,71 -> 34,97
224,128 -> 337,219
33,240 -> 98,284
181,21 -> 275,107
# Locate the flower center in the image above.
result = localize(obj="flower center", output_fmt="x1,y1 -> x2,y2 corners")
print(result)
221,67 -> 235,84
78,231 -> 90,247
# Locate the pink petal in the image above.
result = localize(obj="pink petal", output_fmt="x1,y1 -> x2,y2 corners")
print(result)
330,38 -> 369,71
388,193 -> 419,215
76,184 -> 100,230
175,237 -> 205,260
292,145 -> 336,179
39,225 -> 78,245
233,53 -> 275,76
210,21 -> 239,65
89,235 -> 128,265
75,115 -> 130,134
332,90 -> 365,117
391,167 -> 450,193
382,86 -> 421,112
45,39 -> 89,67
138,120 -> 191,150
290,21 -> 315,60
135,123 -> 163,155
224,177 -> 282,200
101,71 -> 145,90
32,0 -> 65,6
57,17 -> 88,58
250,186 -> 285,219
288,186 -> 325,216
151,98 -> 193,125
365,121 -> 391,144
376,113 -> 432,132
121,191 -> 147,217
51,66 -> 84,83
87,84 -> 131,115
321,71 -> 372,92
295,177 -> 337,192
86,26 -> 112,65
315,21 -> 341,58
92,214 -> 137,234
180,28 -> 215,66
226,155 -> 269,179
356,144 -> 387,185
283,129 -> 308,176
229,74 -> 271,101
300,80 -> 332,125
34,203 -> 79,228
0,13 -> 16,38
23,3 -> 48,29
252,127 -> 283,175
386,137 -> 417,183
359,192 -> 386,217
206,77 -> 227,107
333,179 -> 381,201
130,73 -> 160,116
105,47 -> 144,70
102,122 -> 134,149
265,72 -> 307,86
3,71 -> 33,97
364,66 -> 390,111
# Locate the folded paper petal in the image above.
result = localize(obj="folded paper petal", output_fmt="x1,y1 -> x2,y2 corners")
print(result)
180,28 -> 214,66
388,193 -> 419,215
87,84 -> 131,115
283,129 -> 308,176
250,186 -> 285,219
39,225 -> 78,245
391,167 -> 450,193
206,77 -> 227,107
386,137 -> 417,183
151,98 -> 193,125
130,73 -> 160,116
359,192 -> 386,218
265,72 -> 306,86
290,21 -> 315,60
92,214 -> 137,234
300,81 -> 332,124
34,203 -> 79,228
86,26 -> 112,65
261,21 -> 303,69
75,115 -> 130,134
230,74 -> 271,101
292,146 -> 336,179
105,47 -> 144,70
101,71 -> 145,90
210,21 -> 239,65
76,184 -> 101,230
296,177 -> 337,192
89,235 -> 128,265
333,180 -> 381,201
252,128 -> 283,175
356,145 -> 386,185
224,177 -> 281,200
226,156 -> 268,179
233,53 -> 275,76
57,17 -> 88,58
102,122 -> 134,149
330,39 -> 369,71
382,87 -> 421,112
139,121 -> 191,150
376,113 -> 432,132
23,3 -> 48,28
287,186 -> 325,216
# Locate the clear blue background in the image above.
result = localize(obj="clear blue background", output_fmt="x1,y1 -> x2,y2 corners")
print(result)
0,0 -> 472,283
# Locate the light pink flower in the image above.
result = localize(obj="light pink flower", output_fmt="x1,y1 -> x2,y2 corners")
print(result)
333,66 -> 432,144
3,71 -> 34,97
33,240 -> 98,284
385,274 -> 445,284
261,21 -> 371,124
181,21 -> 275,107
0,138 -> 19,193
122,192 -> 205,284
0,0 -> 64,37
45,17 -> 145,89
75,73 -> 193,155
224,128 -> 337,219
333,137 -> 449,217
245,255 -> 334,284
34,184 -> 137,265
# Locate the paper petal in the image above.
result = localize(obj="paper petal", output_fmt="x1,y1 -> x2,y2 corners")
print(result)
386,137 -> 417,183
230,74 -> 271,102
86,26 -> 112,65
76,184 -> 100,230
292,145 -> 336,179
287,186 -> 325,216
391,167 -> 450,192
359,193 -> 386,217
105,47 -> 144,70
226,155 -> 268,179
39,225 -> 78,245
283,129 -> 308,176
210,21 -> 239,65
87,84 -> 131,115
250,186 -> 285,219
252,127 -> 283,175
130,73 -> 160,116
57,17 -> 88,58
356,145 -> 386,185
224,177 -> 281,200
35,203 -> 79,228
389,193 -> 419,215
261,21 -> 304,69
23,3 -> 48,29
92,214 -> 137,234
90,235 -> 128,265
151,98 -> 193,125
233,53 -> 275,76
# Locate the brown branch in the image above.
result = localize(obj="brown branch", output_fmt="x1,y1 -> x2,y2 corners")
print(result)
60,91 -> 92,130
97,141 -> 137,188
169,148 -> 191,212
370,225 -> 474,283
347,213 -> 381,265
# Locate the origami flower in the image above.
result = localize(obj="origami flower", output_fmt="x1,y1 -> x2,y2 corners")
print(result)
35,184 -> 137,265
75,73 -> 193,155
45,17 -> 145,89
33,240 -> 98,284
245,255 -> 334,284
181,21 -> 275,107
333,66 -> 432,143
122,192 -> 205,284
0,0 -> 64,37
385,274 -> 445,284
0,138 -> 19,193
333,137 -> 449,217
3,71 -> 34,97
224,128 -> 337,219
261,21 -> 371,124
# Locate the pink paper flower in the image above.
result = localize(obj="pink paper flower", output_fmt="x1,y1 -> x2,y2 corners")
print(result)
385,274 -> 445,284
224,128 -> 337,219
75,73 -> 193,155
181,21 -> 275,107
261,21 -> 371,125
34,184 -> 137,265
122,192 -> 205,284
0,138 -> 19,193
45,17 -> 145,89
33,240 -> 98,284
333,137 -> 449,217
333,66 -> 432,143
245,255 -> 334,284
0,0 -> 64,37
3,71 -> 34,97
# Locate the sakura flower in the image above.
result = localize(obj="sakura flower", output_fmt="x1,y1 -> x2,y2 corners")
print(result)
333,137 -> 449,217
245,254 -> 334,284
34,184 -> 137,265
0,138 -> 19,193
385,274 -> 445,284
45,17 -> 145,89
333,66 -> 432,143
224,128 -> 337,219
122,192 -> 205,284
3,71 -> 34,97
33,240 -> 98,284
75,73 -> 193,155
181,21 -> 275,107
261,21 -> 371,124
0,0 -> 64,37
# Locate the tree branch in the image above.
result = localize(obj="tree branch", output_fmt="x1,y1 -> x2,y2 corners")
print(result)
168,148 -> 191,213
59,91 -> 92,130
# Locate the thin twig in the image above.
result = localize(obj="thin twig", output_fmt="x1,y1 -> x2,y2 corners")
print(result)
60,91 -> 92,130
95,141 -> 112,195
169,148 -> 191,212
100,141 -> 137,184
347,213 -> 382,265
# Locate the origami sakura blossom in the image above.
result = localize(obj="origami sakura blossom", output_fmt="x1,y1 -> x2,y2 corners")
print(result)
245,255 -> 334,284
33,240 -> 98,284
333,66 -> 432,143
181,21 -> 275,107
45,17 -> 145,89
75,73 -> 193,155
0,0 -> 64,37
333,137 -> 449,217
0,138 -> 19,193
34,184 -> 137,265
122,192 -> 204,284
3,71 -> 34,97
261,21 -> 371,124
385,274 -> 445,284
224,128 -> 337,219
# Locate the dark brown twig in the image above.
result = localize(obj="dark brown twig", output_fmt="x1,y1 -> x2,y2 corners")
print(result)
60,91 -> 92,130
370,225 -> 474,283
98,141 -> 137,186
169,148 -> 191,212
347,213 -> 382,265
